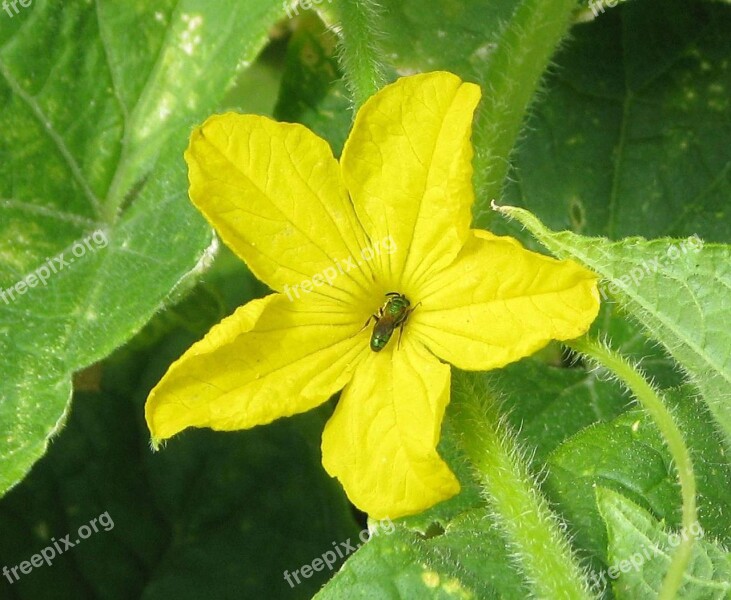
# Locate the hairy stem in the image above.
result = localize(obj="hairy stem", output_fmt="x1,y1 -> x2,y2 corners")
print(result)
452,371 -> 594,600
332,0 -> 388,109
472,0 -> 578,226
566,336 -> 697,600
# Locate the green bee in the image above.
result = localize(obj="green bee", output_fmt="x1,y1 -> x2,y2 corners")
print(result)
364,292 -> 418,352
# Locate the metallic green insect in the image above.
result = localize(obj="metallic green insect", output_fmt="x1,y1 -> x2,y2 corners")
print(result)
364,292 -> 417,352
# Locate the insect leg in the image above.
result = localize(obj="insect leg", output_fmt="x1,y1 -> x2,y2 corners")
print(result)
359,307 -> 383,333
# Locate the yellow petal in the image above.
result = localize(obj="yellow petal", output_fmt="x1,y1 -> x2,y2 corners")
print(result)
186,113 -> 372,302
321,339 -> 459,519
412,230 -> 600,370
340,71 -> 482,291
146,294 -> 368,442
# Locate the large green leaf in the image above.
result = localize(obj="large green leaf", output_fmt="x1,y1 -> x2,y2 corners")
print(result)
500,0 -> 731,242
0,0 -> 284,495
596,487 -> 731,598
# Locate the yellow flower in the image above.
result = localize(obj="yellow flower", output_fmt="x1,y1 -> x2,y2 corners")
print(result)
145,71 -> 599,519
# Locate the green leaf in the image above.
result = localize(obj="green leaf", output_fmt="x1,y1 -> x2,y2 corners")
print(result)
487,358 -> 628,464
315,509 -> 529,600
364,0 -> 518,75
500,0 -> 731,241
315,0 -> 519,76
596,487 -> 731,598
0,322 -> 358,599
544,385 -> 731,564
0,0 -> 284,496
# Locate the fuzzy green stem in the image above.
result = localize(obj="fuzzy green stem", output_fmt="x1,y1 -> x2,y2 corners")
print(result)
472,0 -> 578,226
333,0 -> 388,109
566,336 -> 697,600
452,371 -> 594,600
